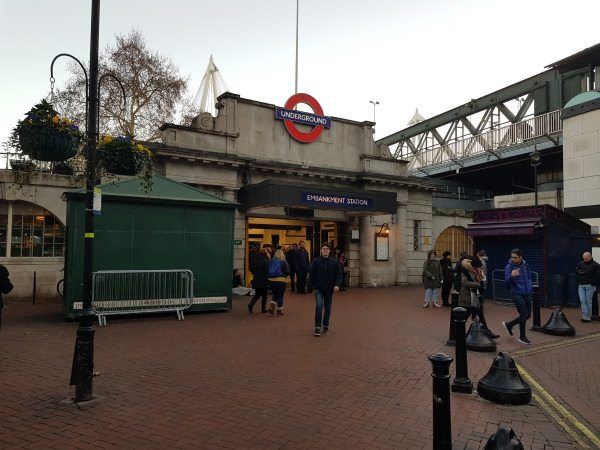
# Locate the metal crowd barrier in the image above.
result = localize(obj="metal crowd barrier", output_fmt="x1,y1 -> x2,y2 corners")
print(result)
92,270 -> 194,326
491,269 -> 538,303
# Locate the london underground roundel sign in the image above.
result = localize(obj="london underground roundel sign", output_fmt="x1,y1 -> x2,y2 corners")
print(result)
275,93 -> 332,143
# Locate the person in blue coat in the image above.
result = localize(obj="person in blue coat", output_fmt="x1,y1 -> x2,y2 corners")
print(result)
501,248 -> 533,345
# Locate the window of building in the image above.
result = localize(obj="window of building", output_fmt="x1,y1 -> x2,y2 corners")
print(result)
434,226 -> 472,258
0,201 -> 64,258
413,220 -> 421,251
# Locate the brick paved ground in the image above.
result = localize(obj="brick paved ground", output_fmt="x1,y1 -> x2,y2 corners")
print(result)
1,287 -> 598,449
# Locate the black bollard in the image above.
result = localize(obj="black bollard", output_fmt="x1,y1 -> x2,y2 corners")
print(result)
484,427 -> 524,450
428,353 -> 453,450
530,284 -> 542,332
477,352 -> 531,405
452,307 -> 473,393
542,308 -> 575,336
592,290 -> 600,321
446,293 -> 459,346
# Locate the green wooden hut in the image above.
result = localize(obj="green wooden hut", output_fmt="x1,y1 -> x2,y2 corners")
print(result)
62,175 -> 236,318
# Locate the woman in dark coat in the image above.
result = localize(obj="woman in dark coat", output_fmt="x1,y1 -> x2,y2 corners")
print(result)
440,251 -> 454,307
422,250 -> 443,308
248,248 -> 270,313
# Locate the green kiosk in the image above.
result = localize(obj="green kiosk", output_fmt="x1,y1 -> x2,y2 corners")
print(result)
62,175 -> 236,319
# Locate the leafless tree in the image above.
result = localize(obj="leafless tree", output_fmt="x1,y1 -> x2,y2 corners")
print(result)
52,29 -> 188,141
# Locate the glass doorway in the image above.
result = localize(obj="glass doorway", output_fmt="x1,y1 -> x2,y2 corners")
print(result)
244,217 -> 342,286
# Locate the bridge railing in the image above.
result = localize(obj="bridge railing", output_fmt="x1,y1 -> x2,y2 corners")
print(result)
407,109 -> 562,172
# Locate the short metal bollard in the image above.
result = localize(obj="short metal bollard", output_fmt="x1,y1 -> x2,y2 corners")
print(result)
446,292 -> 459,346
452,307 -> 473,394
530,284 -> 542,331
428,353 -> 453,450
592,290 -> 600,321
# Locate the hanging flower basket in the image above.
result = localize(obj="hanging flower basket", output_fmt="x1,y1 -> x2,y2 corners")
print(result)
18,126 -> 80,162
8,100 -> 82,162
9,159 -> 35,172
97,135 -> 153,192
97,135 -> 147,175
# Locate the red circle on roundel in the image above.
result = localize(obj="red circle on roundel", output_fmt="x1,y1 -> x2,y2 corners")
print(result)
283,93 -> 325,143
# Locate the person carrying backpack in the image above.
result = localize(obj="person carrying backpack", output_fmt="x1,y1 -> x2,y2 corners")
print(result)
0,263 -> 13,330
267,248 -> 290,316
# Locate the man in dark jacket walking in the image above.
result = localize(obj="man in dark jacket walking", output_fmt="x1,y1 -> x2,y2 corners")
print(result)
502,248 -> 533,345
248,248 -> 270,313
295,241 -> 311,294
308,243 -> 343,336
576,252 -> 600,322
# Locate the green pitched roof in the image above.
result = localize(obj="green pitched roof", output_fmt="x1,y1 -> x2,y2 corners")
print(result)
564,91 -> 600,108
64,174 -> 236,208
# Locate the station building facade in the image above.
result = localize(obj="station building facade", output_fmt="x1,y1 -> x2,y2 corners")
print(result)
149,92 -> 437,288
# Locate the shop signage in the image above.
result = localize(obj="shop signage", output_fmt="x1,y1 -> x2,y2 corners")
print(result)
275,93 -> 331,143
234,239 -> 243,246
301,192 -> 373,209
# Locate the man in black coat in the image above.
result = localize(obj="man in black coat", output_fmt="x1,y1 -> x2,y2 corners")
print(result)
285,244 -> 298,292
308,243 -> 343,337
248,249 -> 270,313
439,251 -> 454,307
295,241 -> 311,294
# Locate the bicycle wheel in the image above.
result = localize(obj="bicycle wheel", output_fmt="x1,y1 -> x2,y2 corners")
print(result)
56,279 -> 64,298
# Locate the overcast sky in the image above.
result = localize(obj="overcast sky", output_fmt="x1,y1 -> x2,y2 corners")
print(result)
1,0 -> 599,148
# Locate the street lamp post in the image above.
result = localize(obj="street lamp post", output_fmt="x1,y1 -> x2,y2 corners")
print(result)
530,148 -> 541,206
67,0 -> 101,403
369,100 -> 379,124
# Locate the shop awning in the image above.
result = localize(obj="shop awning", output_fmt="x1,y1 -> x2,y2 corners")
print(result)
466,220 -> 541,237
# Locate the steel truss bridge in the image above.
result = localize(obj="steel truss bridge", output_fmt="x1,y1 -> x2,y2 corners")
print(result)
377,44 -> 600,178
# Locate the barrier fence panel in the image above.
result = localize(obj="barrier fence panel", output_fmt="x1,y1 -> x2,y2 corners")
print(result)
491,269 -> 538,303
92,270 -> 194,326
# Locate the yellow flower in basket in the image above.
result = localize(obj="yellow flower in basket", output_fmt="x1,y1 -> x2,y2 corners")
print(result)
52,115 -> 60,124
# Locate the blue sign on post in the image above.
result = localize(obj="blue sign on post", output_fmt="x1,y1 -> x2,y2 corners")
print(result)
275,107 -> 332,129
301,192 -> 373,209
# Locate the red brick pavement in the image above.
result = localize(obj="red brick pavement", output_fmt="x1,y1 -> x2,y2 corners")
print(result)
0,287 -> 598,449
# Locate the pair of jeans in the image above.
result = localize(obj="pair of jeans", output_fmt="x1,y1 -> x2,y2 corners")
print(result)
314,290 -> 334,328
424,288 -> 438,302
507,294 -> 532,339
248,287 -> 268,312
270,281 -> 286,308
578,284 -> 596,319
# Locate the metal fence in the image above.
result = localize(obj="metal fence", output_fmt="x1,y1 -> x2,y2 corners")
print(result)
92,269 -> 194,326
491,269 -> 538,303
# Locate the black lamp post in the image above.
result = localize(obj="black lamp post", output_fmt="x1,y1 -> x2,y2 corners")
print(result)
530,148 -> 541,206
50,1 -> 124,403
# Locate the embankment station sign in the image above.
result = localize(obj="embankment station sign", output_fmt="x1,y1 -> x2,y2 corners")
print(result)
301,192 -> 373,209
275,93 -> 331,143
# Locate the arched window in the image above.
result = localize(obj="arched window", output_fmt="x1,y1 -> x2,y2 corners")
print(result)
434,226 -> 472,258
0,201 -> 65,257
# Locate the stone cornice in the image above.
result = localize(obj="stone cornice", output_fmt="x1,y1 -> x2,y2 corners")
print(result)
149,143 -> 437,191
